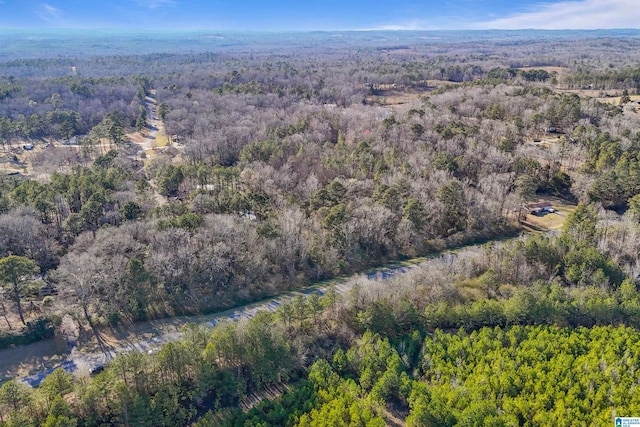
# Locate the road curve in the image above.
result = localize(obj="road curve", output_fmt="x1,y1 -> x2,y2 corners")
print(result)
13,236 -> 507,386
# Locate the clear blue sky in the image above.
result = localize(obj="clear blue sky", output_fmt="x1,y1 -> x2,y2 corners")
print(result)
0,0 -> 638,31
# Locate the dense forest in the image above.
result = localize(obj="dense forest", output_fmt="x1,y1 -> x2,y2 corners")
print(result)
1,30 -> 640,425
3,212 -> 640,425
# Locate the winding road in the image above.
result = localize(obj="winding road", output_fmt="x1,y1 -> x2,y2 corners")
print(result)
1,95 -> 551,386
5,240 -> 490,387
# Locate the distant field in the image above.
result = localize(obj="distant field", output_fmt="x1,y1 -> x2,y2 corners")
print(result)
366,88 -> 430,106
522,198 -> 577,231
365,80 -> 458,106
527,133 -> 562,148
557,88 -> 640,103
518,66 -> 570,75
597,94 -> 640,105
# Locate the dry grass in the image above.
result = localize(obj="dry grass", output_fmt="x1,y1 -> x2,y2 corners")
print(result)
365,80 -> 459,107
366,88 -> 431,107
556,87 -> 640,105
127,131 -> 146,144
521,197 -> 577,231
527,133 -> 562,148
597,94 -> 640,105
154,132 -> 170,147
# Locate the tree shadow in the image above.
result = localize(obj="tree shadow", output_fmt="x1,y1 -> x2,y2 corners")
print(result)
520,221 -> 544,232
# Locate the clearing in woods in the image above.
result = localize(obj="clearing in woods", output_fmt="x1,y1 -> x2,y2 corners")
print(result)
518,66 -> 570,76
521,197 -> 577,232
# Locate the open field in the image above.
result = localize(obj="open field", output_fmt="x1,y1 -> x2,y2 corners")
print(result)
596,94 -> 640,105
518,66 -> 570,76
153,132 -> 170,147
521,197 -> 577,231
365,80 -> 460,106
528,133 -> 562,148
366,88 -> 431,106
556,87 -> 640,103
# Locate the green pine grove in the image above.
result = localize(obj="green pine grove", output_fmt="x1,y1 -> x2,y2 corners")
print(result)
4,211 -> 640,425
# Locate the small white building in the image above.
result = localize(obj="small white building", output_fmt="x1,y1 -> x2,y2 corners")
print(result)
525,201 -> 555,215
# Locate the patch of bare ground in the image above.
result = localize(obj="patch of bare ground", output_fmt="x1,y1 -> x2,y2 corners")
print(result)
240,383 -> 290,411
126,131 -> 146,144
555,88 -> 640,112
367,89 -> 430,106
0,334 -> 69,381
366,80 -> 459,107
383,408 -> 408,427
518,133 -> 584,173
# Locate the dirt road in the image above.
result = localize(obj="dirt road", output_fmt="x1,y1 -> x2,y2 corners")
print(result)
2,238 -> 492,386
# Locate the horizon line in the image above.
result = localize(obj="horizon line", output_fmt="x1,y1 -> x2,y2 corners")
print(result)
1,27 -> 640,33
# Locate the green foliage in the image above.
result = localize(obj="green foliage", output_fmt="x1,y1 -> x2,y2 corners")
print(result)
157,102 -> 170,120
621,89 -> 631,104
486,68 -> 518,80
296,338 -> 390,427
549,171 -> 572,195
403,197 -> 427,230
434,121 -> 478,139
518,68 -> 551,82
0,379 -> 30,411
372,183 -> 403,211
310,180 -> 347,210
0,83 -> 21,100
156,165 -> 184,197
42,395 -> 78,427
240,139 -> 284,163
514,174 -> 537,201
627,193 -> 640,223
120,201 -> 143,220
436,180 -> 466,233
158,212 -> 203,231
87,111 -> 127,145
563,245 -> 624,286
93,149 -> 119,169
432,151 -> 458,174
6,34 -> 640,427
0,317 -> 55,348
409,325 -> 640,425
6,269 -> 640,427
482,102 -> 505,120
40,368 -> 73,402
561,203 -> 599,246
0,256 -> 39,287
322,203 -> 346,230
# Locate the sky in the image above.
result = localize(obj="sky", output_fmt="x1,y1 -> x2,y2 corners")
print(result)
0,0 -> 639,31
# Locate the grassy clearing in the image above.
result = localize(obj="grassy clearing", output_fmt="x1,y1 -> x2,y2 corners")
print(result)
154,132 -> 170,147
527,133 -> 562,148
366,88 -> 431,107
556,87 -> 640,106
597,94 -> 640,105
522,197 -> 577,231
